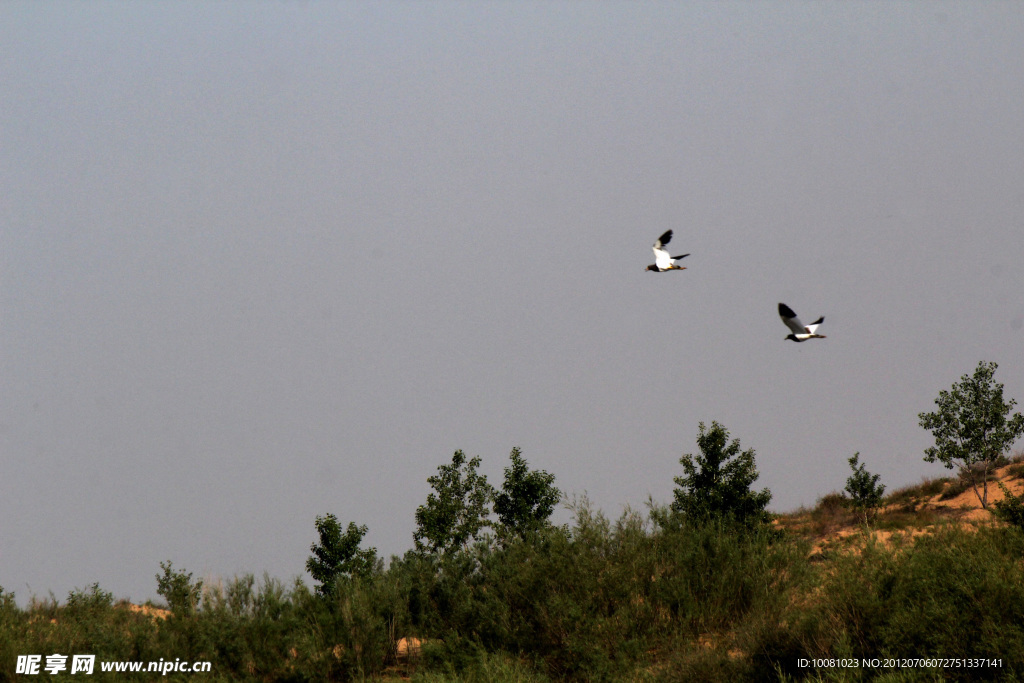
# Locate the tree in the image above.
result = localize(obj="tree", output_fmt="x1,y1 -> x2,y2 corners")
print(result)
493,447 -> 561,539
919,361 -> 1024,509
413,450 -> 494,554
306,515 -> 378,598
844,452 -> 886,525
156,561 -> 203,617
670,421 -> 772,528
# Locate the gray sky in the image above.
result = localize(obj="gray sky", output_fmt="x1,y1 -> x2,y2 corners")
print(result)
3,2 -> 1023,605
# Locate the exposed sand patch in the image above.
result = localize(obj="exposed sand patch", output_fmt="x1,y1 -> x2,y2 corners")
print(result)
396,637 -> 424,659
919,463 -> 1024,521
125,603 -> 171,620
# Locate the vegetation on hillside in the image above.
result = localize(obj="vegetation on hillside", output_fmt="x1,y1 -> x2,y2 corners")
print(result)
4,363 -> 1024,682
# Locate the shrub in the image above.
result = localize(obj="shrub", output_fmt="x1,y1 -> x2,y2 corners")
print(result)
64,583 -> 114,615
993,482 -> 1024,531
155,561 -> 203,617
806,492 -> 855,537
762,527 -> 1024,681
0,587 -> 28,677
916,476 -> 952,498
938,475 -> 973,501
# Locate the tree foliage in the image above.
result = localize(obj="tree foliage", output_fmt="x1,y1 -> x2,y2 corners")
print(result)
306,514 -> 378,598
918,360 -> 1024,509
670,421 -> 772,528
414,450 -> 494,554
155,561 -> 203,617
493,447 -> 561,539
844,452 -> 886,525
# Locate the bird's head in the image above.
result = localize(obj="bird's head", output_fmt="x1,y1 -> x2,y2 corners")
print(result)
645,264 -> 658,272
785,334 -> 801,342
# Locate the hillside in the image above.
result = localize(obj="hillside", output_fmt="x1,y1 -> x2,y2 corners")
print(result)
3,457 -> 1023,682
777,457 -> 1024,547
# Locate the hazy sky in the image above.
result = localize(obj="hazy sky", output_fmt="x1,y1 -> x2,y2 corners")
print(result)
3,2 -> 1023,605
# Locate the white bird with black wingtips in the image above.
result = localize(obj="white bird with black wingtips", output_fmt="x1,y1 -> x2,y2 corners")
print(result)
778,303 -> 826,342
645,230 -> 689,272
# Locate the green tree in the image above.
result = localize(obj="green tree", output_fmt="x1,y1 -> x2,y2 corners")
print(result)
919,361 -> 1024,509
306,515 -> 378,598
414,450 -> 494,554
844,452 -> 886,525
670,421 -> 772,528
155,561 -> 203,617
493,447 -> 561,539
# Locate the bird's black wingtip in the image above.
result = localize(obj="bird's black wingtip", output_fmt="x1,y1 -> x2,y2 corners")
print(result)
778,303 -> 797,318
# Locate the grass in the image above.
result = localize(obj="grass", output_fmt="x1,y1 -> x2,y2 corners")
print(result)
1004,462 -> 1024,481
871,505 -> 962,532
884,477 -> 950,509
774,493 -> 857,540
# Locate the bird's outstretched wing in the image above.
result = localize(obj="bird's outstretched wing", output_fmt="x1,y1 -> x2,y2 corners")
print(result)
805,316 -> 825,335
778,303 -> 808,335
653,230 -> 673,250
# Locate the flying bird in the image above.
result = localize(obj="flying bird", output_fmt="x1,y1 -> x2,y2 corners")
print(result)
645,230 -> 689,272
778,303 -> 826,342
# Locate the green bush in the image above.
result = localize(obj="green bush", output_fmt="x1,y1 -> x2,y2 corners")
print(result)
155,561 -> 203,618
0,587 -> 27,681
993,482 -> 1024,531
805,492 -> 856,537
